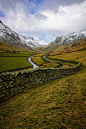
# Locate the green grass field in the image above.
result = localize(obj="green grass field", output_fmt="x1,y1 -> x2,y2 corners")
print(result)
31,56 -> 59,68
0,52 -> 35,72
31,56 -> 46,66
0,51 -> 34,57
46,56 -> 77,68
31,52 -> 81,69
49,50 -> 86,62
0,49 -> 86,129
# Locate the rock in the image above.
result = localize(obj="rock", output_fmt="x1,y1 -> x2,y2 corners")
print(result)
24,96 -> 28,99
0,79 -> 3,82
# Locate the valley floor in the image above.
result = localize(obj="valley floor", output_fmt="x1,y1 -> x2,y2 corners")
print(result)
0,49 -> 86,129
0,51 -> 35,72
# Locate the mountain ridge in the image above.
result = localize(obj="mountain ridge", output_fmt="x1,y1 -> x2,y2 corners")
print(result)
0,21 -> 48,51
0,20 -> 86,52
44,29 -> 86,51
52,30 -> 86,45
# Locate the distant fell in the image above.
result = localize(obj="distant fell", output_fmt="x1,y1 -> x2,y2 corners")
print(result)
0,21 -> 48,51
43,30 -> 86,52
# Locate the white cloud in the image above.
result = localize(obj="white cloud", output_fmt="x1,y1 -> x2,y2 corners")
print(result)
0,0 -> 86,41
39,1 -> 86,32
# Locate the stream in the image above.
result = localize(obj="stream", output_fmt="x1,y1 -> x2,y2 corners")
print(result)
28,55 -> 39,69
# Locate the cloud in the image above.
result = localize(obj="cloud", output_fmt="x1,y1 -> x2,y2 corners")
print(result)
38,1 -> 86,32
0,0 -> 86,41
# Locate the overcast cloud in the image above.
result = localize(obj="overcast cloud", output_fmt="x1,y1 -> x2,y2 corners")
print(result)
0,0 -> 86,42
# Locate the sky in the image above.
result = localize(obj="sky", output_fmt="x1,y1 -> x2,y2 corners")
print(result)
0,0 -> 86,42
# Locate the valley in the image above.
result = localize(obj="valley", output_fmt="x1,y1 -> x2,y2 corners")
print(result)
0,21 -> 86,129
0,51 -> 35,72
0,43 -> 86,128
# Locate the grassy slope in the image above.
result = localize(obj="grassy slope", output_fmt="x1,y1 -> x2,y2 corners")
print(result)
0,48 -> 86,129
0,52 -> 35,72
49,50 -> 86,64
0,41 -> 30,52
42,39 -> 86,54
49,39 -> 86,55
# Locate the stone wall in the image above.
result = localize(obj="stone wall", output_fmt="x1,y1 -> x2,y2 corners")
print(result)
0,61 -> 82,102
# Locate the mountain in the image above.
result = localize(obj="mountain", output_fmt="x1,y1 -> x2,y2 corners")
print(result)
48,30 -> 86,48
19,35 -> 48,48
0,21 -> 48,51
1,20 -> 86,52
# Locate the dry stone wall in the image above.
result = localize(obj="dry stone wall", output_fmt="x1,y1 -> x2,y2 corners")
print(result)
0,61 -> 82,102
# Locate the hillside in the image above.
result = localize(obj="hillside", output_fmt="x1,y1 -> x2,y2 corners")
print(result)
49,39 -> 86,55
42,38 -> 86,53
0,40 -> 32,52
0,21 -> 48,51
43,30 -> 86,52
0,42 -> 86,128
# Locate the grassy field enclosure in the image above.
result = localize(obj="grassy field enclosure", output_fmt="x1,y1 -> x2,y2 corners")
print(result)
0,51 -> 35,57
0,47 -> 86,128
31,56 -> 60,68
31,40 -> 86,69
46,56 -> 77,68
31,56 -> 47,67
0,52 -> 35,72
49,50 -> 86,66
0,57 -> 31,72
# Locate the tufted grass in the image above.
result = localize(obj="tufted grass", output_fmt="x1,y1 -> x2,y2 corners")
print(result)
0,48 -> 86,129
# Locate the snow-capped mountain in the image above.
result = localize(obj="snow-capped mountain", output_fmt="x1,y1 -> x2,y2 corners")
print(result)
19,35 -> 48,48
0,21 -> 48,50
52,30 -> 86,46
0,21 -> 21,46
